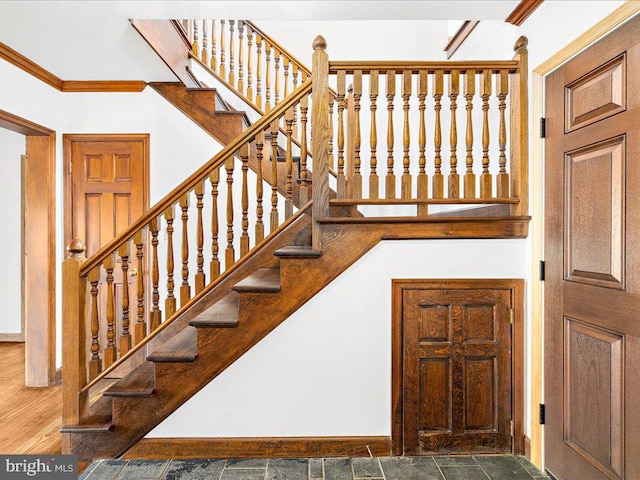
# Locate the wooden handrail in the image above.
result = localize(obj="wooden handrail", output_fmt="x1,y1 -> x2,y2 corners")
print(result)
329,60 -> 519,74
80,79 -> 312,276
244,21 -> 311,78
80,202 -> 312,394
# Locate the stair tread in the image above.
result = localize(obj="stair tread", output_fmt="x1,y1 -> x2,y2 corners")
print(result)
232,268 -> 281,293
274,246 -> 322,258
60,415 -> 113,433
189,292 -> 240,328
147,327 -> 198,362
103,363 -> 155,397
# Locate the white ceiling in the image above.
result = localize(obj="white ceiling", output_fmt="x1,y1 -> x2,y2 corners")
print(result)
0,1 -> 520,82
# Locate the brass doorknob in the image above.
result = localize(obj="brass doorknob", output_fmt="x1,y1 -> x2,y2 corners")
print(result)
130,269 -> 138,277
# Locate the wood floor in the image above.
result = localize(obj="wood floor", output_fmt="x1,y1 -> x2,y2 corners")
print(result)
0,342 -> 62,454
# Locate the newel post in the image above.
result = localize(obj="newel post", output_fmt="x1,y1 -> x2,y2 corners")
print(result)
311,35 -> 330,250
62,239 -> 89,452
510,36 -> 529,216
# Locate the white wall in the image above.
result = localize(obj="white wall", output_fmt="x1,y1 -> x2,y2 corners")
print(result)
0,128 -> 24,335
150,239 -> 526,437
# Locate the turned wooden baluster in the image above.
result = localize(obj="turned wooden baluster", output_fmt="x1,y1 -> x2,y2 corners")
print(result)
134,231 -> 145,341
285,107 -> 295,217
210,20 -> 217,71
292,63 -> 299,136
480,69 -> 493,198
118,243 -> 131,356
237,21 -> 244,94
103,253 -> 117,368
386,70 -> 396,199
240,145 -> 250,256
192,19 -> 199,57
255,131 -> 265,243
336,70 -> 346,197
149,217 -> 162,331
299,94 -> 310,204
195,181 -> 206,293
265,41 -> 272,112
417,70 -> 429,215
269,119 -> 279,230
246,24 -> 253,101
283,57 -> 290,99
328,97 -> 335,170
497,70 -> 510,198
353,70 -> 363,199
225,158 -> 235,269
164,205 -> 177,318
220,19 -> 226,80
401,70 -> 412,199
448,70 -> 460,198
210,168 -> 221,279
464,70 -> 476,199
432,70 -> 444,199
274,51 -> 281,105
201,19 -> 208,64
228,20 -> 235,86
282,57 -> 289,98
255,34 -> 263,109
179,194 -> 191,307
369,70 -> 379,199
88,267 -> 102,380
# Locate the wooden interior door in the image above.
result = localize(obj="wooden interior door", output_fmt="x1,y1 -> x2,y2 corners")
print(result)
64,134 -> 149,360
394,280 -> 521,455
544,15 -> 640,480
65,134 -> 149,256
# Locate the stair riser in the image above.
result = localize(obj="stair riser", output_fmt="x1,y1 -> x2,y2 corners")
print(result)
149,217 -> 311,351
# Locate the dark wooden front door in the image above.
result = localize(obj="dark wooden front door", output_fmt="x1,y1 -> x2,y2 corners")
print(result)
544,15 -> 640,480
393,279 -> 522,455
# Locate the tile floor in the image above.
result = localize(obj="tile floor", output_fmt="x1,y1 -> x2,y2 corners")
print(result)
80,455 -> 550,479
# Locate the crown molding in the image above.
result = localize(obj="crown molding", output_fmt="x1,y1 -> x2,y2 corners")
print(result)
506,0 -> 544,26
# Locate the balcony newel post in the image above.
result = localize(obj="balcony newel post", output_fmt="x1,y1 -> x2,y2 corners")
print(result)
510,35 -> 528,216
311,35 -> 330,250
61,239 -> 89,453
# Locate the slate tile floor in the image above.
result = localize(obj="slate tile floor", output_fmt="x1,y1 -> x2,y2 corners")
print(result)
79,455 -> 549,479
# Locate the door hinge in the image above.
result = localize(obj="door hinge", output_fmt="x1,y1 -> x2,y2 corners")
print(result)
539,404 -> 546,425
539,260 -> 546,281
68,161 -> 73,175
540,117 -> 546,138
509,308 -> 514,325
510,420 -> 514,436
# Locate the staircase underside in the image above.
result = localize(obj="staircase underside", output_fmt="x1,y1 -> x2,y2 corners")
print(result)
65,213 -> 528,462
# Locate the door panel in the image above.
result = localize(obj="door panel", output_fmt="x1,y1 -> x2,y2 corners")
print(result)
545,14 -> 640,480
402,287 -> 512,455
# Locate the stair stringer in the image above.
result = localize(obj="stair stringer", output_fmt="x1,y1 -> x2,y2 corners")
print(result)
66,216 -> 529,461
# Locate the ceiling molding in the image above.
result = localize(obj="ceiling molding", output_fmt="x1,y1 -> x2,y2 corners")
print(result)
0,41 -> 147,93
444,20 -> 480,59
506,0 -> 544,26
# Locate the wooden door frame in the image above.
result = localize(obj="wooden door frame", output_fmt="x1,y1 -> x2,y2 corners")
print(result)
391,278 -> 525,456
0,109 -> 56,387
63,133 -> 150,250
529,2 -> 640,469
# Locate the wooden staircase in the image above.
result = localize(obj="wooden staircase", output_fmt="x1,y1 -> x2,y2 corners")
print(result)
61,20 -> 531,462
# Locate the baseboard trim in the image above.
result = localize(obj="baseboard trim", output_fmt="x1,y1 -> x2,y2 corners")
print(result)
523,435 -> 531,459
123,436 -> 391,459
0,333 -> 25,342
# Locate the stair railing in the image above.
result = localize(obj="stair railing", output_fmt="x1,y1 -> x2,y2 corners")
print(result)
319,36 -> 529,217
183,19 -> 311,114
63,80 -> 314,429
